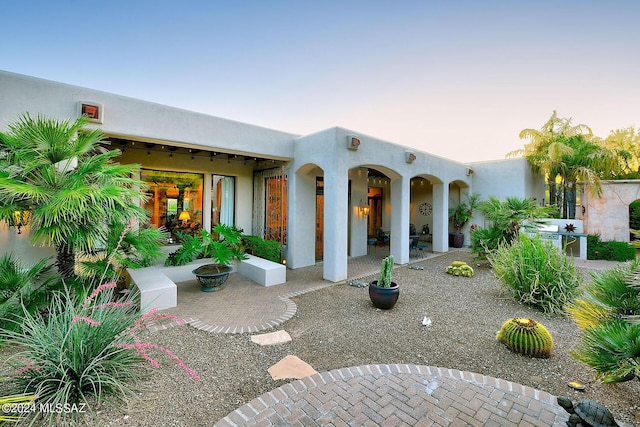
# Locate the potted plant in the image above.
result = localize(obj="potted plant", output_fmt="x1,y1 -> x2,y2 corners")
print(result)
448,193 -> 480,248
368,255 -> 399,309
165,224 -> 247,291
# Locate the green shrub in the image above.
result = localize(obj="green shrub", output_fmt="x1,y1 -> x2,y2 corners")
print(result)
489,233 -> 582,314
587,234 -> 636,261
567,260 -> 640,383
242,235 -> 282,262
1,283 -> 198,425
630,201 -> 640,230
165,224 -> 247,267
0,253 -> 59,335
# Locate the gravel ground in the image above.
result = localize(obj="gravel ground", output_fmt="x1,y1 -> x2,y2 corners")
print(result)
4,252 -> 640,426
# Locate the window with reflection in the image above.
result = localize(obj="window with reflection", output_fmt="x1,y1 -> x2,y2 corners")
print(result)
141,169 -> 203,240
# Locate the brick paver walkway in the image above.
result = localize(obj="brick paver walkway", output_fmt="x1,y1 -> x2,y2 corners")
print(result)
214,364 -> 568,426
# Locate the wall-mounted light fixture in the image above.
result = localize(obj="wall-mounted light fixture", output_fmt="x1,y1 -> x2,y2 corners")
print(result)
405,151 -> 416,163
347,135 -> 361,151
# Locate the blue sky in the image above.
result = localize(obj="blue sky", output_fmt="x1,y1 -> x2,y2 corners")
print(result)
3,1 -> 639,162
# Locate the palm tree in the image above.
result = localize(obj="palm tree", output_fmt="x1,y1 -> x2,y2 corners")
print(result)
552,135 -> 619,219
510,111 -> 592,208
601,126 -> 640,178
0,114 -> 145,279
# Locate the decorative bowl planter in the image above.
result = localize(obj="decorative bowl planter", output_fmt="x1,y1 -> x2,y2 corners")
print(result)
369,280 -> 399,310
192,264 -> 232,292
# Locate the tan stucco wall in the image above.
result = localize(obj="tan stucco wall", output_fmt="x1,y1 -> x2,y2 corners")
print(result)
582,180 -> 640,242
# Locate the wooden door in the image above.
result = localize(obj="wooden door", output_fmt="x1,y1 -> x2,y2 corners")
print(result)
315,178 -> 324,260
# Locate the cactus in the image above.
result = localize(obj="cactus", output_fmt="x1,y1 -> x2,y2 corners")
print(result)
496,318 -> 553,358
446,261 -> 474,277
377,255 -> 394,288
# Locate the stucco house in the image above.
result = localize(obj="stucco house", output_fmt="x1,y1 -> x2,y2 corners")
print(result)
0,70 -> 546,282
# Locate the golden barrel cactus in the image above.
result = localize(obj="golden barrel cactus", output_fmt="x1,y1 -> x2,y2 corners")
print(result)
496,318 -> 553,358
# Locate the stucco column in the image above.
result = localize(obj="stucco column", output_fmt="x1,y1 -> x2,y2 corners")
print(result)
390,176 -> 410,264
287,170 -> 317,269
432,183 -> 449,253
323,168 -> 349,282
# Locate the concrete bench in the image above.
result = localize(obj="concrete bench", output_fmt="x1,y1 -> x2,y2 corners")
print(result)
128,259 -> 220,313
128,255 -> 285,313
237,254 -> 286,287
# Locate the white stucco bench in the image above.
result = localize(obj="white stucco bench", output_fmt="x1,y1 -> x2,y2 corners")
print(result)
128,259 -> 214,313
237,254 -> 286,287
128,255 -> 286,313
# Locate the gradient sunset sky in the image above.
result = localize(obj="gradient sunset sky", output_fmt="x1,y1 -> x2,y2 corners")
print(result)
3,1 -> 638,162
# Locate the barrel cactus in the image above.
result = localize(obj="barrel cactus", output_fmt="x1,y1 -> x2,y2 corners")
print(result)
496,318 -> 553,358
445,261 -> 474,277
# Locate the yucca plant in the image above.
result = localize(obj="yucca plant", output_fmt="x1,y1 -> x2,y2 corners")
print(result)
567,259 -> 640,383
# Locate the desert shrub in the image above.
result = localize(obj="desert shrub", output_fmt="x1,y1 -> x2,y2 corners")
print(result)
1,283 -> 198,425
489,233 -> 582,314
0,253 -> 60,335
567,260 -> 640,383
242,235 -> 282,262
587,234 -> 636,261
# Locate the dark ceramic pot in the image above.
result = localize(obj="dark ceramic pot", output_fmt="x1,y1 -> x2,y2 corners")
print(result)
369,280 -> 399,310
192,264 -> 232,292
449,232 -> 464,248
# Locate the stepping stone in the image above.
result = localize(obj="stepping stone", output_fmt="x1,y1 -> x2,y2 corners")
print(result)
268,355 -> 317,380
251,330 -> 292,346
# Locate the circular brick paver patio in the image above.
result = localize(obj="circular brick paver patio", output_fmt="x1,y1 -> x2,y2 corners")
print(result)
214,364 -> 569,426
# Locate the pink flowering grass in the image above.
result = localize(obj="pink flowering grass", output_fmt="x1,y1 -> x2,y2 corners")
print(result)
2,277 -> 199,424
0,220 -> 178,424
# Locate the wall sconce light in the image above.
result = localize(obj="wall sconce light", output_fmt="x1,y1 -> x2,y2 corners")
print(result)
8,210 -> 31,234
347,135 -> 361,151
405,151 -> 416,163
359,205 -> 370,217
